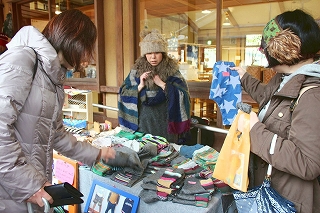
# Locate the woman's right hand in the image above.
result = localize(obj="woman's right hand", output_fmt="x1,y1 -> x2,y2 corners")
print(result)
26,182 -> 53,207
100,146 -> 116,163
230,66 -> 246,79
138,71 -> 151,91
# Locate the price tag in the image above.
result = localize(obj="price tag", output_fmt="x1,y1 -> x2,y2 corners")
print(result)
54,159 -> 75,185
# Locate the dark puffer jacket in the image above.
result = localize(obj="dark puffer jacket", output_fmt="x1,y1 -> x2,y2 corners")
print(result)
241,64 -> 320,213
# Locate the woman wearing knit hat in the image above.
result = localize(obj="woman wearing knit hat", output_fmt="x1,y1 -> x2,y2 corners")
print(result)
231,9 -> 320,213
118,29 -> 191,143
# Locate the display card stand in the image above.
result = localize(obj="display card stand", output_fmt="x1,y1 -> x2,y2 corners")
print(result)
53,153 -> 79,213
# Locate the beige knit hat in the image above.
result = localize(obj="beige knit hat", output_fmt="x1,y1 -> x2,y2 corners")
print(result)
139,29 -> 167,56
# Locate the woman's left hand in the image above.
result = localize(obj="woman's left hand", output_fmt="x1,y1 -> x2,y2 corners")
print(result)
230,66 -> 246,79
153,75 -> 166,90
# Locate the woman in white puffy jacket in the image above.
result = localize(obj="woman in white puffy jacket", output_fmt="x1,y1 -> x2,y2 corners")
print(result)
0,9 -> 115,212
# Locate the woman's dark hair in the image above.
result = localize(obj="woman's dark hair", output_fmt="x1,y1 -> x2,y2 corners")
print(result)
42,9 -> 97,71
262,9 -> 320,68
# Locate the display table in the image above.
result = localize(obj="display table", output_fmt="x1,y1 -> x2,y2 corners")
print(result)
78,168 -> 224,213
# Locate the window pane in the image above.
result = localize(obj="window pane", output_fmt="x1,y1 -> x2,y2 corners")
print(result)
139,0 -> 320,72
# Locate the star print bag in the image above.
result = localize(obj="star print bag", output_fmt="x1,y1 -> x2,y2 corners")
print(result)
232,135 -> 297,213
209,61 -> 242,126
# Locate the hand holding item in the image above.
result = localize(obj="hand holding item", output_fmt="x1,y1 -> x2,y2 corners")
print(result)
138,71 -> 151,91
99,146 -> 116,163
238,111 -> 259,132
26,181 -> 53,207
230,66 -> 246,79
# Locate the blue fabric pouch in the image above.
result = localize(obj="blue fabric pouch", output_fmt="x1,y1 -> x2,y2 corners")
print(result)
233,178 -> 296,213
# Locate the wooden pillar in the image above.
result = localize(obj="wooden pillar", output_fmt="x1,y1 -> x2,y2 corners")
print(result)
48,0 -> 55,20
215,0 -> 223,128
216,0 -> 222,62
0,1 -> 4,29
66,0 -> 71,10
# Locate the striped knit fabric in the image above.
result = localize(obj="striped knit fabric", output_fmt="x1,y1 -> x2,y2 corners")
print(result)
195,200 -> 209,208
139,134 -> 169,149
195,193 -> 210,202
116,130 -> 145,140
118,69 -> 191,134
200,179 -> 215,190
172,177 -> 215,208
146,144 -> 180,169
172,159 -> 203,175
157,169 -> 183,188
212,178 -> 232,193
91,160 -> 113,176
192,147 -> 220,172
110,171 -> 142,187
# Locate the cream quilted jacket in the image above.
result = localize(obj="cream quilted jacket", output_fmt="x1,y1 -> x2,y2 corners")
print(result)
0,26 -> 99,212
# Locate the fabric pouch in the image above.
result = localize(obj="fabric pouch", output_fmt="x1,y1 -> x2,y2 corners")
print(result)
44,182 -> 83,207
233,178 -> 296,213
233,134 -> 297,213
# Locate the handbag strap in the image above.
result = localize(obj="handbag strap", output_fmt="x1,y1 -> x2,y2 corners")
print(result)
290,85 -> 318,112
267,134 -> 277,177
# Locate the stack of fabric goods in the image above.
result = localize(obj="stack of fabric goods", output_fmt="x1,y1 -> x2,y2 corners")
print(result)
139,166 -> 221,208
140,168 -> 185,202
138,145 -> 229,208
171,176 -> 215,207
108,143 -> 158,187
88,130 -> 234,209
171,155 -> 203,175
91,133 -> 170,187
192,146 -> 220,172
91,159 -> 122,177
145,144 -> 180,173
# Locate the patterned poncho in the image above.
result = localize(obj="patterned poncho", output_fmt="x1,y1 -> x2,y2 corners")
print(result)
118,56 -> 191,136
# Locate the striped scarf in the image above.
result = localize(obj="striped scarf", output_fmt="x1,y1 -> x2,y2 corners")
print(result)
118,69 -> 190,134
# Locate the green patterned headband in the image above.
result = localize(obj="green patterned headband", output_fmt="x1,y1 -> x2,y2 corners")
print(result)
261,18 -> 302,66
262,18 -> 282,45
